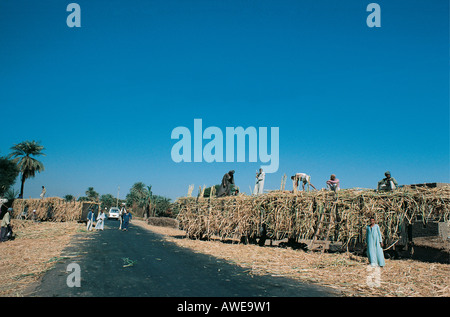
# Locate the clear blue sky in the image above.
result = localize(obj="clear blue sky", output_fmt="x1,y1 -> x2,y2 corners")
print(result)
1,0 -> 448,201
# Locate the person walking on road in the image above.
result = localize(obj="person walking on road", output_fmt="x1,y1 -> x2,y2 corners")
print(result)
122,210 -> 132,231
119,206 -> 127,230
86,209 -> 95,231
95,210 -> 106,231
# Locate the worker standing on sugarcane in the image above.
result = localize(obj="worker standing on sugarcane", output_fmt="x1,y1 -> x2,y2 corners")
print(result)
253,168 -> 265,195
291,173 -> 317,192
326,174 -> 340,192
217,170 -> 235,197
40,186 -> 46,199
377,171 -> 398,192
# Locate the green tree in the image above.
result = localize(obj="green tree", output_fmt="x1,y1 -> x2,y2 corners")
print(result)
8,140 -> 45,198
4,188 -> 19,201
0,156 -> 20,197
125,182 -> 174,218
85,187 -> 99,202
203,185 -> 220,198
100,193 -> 116,210
151,195 -> 173,217
64,194 -> 74,202
126,182 -> 148,208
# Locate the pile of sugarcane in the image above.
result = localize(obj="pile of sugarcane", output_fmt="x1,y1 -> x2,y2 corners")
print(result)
176,186 -> 450,249
11,197 -> 99,222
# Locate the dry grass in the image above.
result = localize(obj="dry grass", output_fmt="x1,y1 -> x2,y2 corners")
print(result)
134,220 -> 450,297
0,219 -> 85,297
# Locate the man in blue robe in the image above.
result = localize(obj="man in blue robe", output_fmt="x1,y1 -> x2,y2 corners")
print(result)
86,209 -> 95,231
366,217 -> 385,267
122,211 -> 132,231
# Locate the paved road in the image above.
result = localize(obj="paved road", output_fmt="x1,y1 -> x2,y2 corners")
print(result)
28,219 -> 338,297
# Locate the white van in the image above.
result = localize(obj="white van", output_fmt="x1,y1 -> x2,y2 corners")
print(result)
108,207 -> 120,220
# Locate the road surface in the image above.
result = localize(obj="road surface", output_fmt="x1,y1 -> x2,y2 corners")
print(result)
27,219 -> 338,297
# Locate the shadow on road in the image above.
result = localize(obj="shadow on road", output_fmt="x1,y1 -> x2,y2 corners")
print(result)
27,220 -> 339,297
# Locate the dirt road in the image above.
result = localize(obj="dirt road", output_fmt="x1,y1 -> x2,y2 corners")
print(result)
27,219 -> 338,297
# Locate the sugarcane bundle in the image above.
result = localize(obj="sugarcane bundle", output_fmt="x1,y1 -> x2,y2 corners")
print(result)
176,186 -> 450,248
11,197 -> 98,222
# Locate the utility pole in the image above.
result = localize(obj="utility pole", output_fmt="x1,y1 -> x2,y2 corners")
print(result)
117,186 -> 120,208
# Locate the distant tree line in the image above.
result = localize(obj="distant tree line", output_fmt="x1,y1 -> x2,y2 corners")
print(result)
124,182 -> 177,218
0,140 -> 176,218
64,183 -> 177,218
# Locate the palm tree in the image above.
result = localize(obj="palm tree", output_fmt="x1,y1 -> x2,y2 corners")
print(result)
126,182 -> 148,207
146,185 -> 153,218
8,140 -> 45,198
4,188 -> 19,201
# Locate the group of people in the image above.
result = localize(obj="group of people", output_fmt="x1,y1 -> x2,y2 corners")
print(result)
214,169 -> 397,268
86,207 -> 132,232
291,171 -> 398,194
214,169 -> 341,197
86,208 -> 105,231
216,169 -> 399,197
216,169 -> 343,196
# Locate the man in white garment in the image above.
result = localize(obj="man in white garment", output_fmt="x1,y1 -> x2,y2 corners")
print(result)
40,186 -> 46,199
253,168 -> 265,195
95,210 -> 106,231
119,206 -> 126,230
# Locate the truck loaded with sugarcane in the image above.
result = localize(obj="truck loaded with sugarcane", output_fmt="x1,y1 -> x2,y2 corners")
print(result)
10,197 -> 100,222
176,170 -> 450,257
